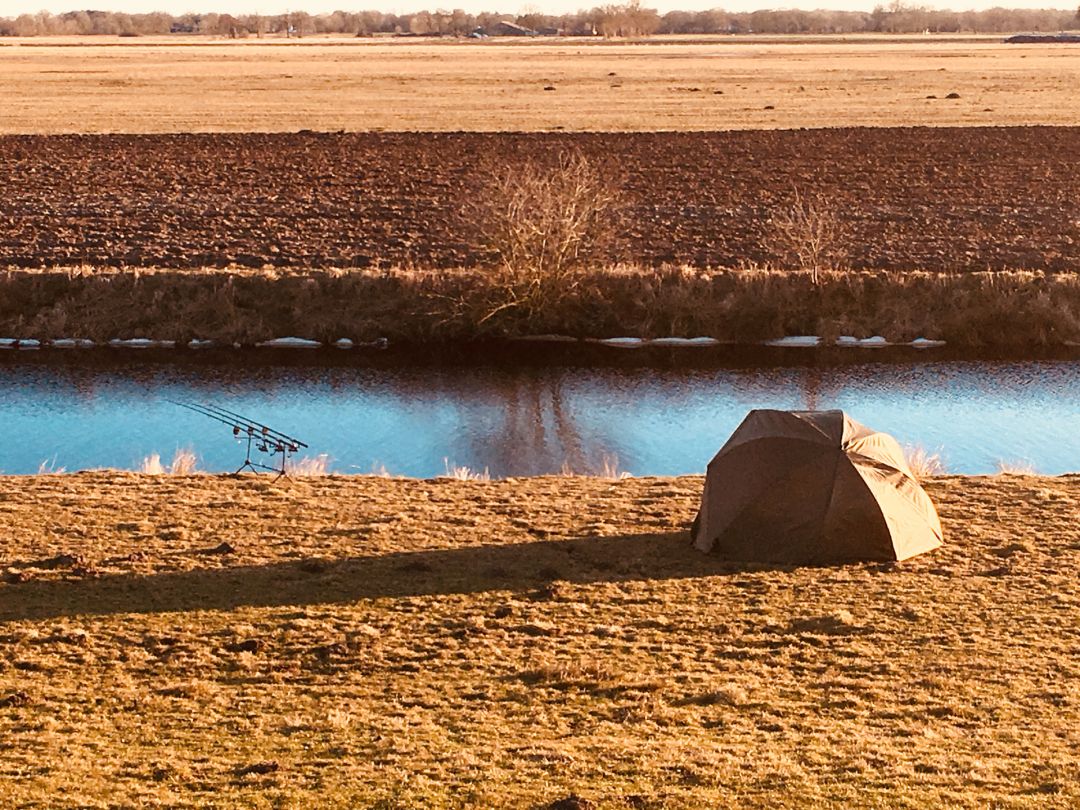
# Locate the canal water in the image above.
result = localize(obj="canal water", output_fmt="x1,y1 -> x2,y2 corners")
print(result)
2,354 -> 1079,476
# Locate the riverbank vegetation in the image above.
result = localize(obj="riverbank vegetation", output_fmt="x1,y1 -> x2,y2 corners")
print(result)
0,472 -> 1076,807
3,266 -> 1080,350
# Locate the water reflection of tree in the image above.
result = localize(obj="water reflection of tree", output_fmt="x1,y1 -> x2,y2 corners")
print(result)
459,368 -> 612,477
800,365 -> 822,411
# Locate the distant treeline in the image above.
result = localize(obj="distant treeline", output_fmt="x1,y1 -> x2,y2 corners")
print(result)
2,4 -> 1079,38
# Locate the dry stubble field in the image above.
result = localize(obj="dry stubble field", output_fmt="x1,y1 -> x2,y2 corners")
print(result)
0,473 -> 1077,808
2,36 -> 1080,133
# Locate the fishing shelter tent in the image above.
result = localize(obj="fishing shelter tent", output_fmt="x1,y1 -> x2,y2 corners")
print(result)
692,410 -> 942,564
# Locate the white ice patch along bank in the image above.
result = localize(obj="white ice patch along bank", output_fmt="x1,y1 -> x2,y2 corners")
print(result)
255,337 -> 322,349
580,336 -> 726,348
764,336 -> 821,348
108,338 -> 176,349
765,335 -> 947,349
596,337 -> 648,349
51,339 -> 96,349
648,337 -> 722,348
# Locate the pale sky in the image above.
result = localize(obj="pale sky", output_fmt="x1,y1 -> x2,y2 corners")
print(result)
0,0 -> 1073,18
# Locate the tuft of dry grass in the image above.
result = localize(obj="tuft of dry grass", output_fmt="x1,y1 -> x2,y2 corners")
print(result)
366,462 -> 391,478
995,459 -> 1038,475
168,448 -> 199,475
140,449 -> 198,475
560,453 -> 633,479
289,454 -> 331,477
441,459 -> 492,482
904,445 -> 947,480
35,457 -> 66,475
517,657 -> 624,689
598,454 -> 632,480
138,453 -> 165,475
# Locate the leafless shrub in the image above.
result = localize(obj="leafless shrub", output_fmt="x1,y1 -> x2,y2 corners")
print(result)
767,190 -> 848,283
903,445 -> 946,480
462,150 -> 628,330
139,453 -> 165,475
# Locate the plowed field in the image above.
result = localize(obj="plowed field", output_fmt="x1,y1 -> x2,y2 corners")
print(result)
2,127 -> 1078,271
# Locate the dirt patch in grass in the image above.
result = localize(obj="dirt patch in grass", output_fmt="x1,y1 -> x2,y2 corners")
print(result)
0,472 -> 1077,807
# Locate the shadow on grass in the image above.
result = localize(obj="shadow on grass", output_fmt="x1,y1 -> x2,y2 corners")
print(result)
0,531 -> 792,621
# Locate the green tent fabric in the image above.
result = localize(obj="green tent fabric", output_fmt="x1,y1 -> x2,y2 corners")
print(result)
691,409 -> 943,564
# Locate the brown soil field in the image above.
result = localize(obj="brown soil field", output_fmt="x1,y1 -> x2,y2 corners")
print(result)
0,473 -> 1077,807
1,36 -> 1080,133
2,128 -> 1079,272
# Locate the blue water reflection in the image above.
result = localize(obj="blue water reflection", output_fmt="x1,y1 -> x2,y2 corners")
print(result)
2,359 -> 1078,476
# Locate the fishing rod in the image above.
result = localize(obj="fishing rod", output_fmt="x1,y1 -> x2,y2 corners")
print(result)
170,400 -> 309,480
197,402 -> 308,450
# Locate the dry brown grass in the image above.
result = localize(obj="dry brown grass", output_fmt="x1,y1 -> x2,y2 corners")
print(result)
140,448 -> 199,475
288,454 -> 331,477
441,459 -> 492,481
0,472 -> 1077,807
137,453 -> 165,474
996,459 -> 1039,475
904,445 -> 948,480
169,448 -> 199,475
1,36 -> 1080,133
5,265 -> 1080,348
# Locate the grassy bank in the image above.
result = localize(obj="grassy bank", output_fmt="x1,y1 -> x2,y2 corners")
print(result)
3,266 -> 1080,350
0,472 -> 1077,807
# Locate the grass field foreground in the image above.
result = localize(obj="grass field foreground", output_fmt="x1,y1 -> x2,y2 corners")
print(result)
0,473 -> 1077,807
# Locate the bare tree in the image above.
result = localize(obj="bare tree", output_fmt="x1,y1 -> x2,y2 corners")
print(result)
767,190 -> 848,283
459,150 -> 628,329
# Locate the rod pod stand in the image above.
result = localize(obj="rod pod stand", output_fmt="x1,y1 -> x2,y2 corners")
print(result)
169,403 -> 309,483
232,430 -> 293,482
